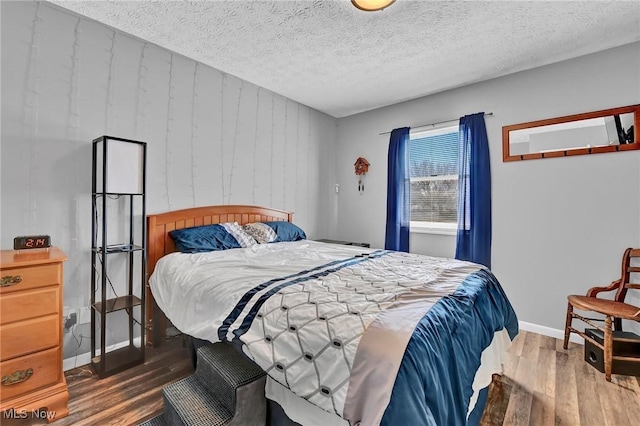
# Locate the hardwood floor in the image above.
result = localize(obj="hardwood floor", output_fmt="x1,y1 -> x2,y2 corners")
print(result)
501,331 -> 640,426
7,331 -> 639,425
58,335 -> 192,426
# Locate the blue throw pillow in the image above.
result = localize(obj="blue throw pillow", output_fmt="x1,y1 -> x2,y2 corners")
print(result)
169,224 -> 240,253
263,221 -> 307,242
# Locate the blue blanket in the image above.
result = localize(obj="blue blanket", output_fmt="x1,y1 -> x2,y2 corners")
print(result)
382,269 -> 518,425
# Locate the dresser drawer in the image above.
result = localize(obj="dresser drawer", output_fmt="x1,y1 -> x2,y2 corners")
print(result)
0,347 -> 61,401
0,315 -> 59,361
1,287 -> 59,325
0,264 -> 61,295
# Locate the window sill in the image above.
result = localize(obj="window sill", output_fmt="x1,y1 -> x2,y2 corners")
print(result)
410,222 -> 457,236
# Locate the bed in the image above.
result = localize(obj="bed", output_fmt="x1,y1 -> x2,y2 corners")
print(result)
145,205 -> 518,426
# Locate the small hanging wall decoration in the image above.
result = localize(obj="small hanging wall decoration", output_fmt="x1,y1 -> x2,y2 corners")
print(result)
354,157 -> 370,193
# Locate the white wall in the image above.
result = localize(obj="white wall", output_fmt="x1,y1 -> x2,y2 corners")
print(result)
334,42 -> 640,332
2,2 -> 638,359
0,1 -> 338,360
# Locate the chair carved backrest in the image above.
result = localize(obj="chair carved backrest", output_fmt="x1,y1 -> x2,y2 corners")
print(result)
614,248 -> 640,303
586,248 -> 640,303
582,248 -> 640,332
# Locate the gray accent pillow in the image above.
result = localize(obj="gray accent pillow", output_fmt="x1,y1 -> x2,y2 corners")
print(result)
242,222 -> 278,244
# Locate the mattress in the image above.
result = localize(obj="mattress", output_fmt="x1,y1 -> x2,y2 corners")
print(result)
150,240 -> 518,425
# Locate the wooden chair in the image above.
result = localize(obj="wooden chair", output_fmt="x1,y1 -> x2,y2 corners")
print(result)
563,247 -> 640,381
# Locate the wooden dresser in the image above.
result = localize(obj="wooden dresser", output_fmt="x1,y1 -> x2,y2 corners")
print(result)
0,248 -> 69,421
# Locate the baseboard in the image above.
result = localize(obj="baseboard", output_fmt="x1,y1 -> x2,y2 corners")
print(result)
519,321 -> 583,345
63,337 -> 142,371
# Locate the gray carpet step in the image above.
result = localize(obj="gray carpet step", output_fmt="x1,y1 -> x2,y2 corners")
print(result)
194,342 -> 266,416
137,342 -> 268,426
163,375 -> 233,426
137,414 -> 167,426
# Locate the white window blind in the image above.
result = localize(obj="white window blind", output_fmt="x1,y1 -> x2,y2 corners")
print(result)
409,127 -> 459,226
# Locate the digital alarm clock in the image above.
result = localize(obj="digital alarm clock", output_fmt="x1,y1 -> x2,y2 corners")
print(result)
14,235 -> 51,250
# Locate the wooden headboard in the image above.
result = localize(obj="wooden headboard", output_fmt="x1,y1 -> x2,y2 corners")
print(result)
145,205 -> 292,346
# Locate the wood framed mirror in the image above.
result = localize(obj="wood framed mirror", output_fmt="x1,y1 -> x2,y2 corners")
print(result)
502,104 -> 640,162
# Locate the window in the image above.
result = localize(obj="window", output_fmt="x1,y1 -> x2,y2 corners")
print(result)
409,125 -> 459,235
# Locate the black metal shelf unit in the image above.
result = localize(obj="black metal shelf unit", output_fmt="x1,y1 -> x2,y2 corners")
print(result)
91,135 -> 147,379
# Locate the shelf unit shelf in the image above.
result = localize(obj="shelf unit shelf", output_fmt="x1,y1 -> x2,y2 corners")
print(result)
91,135 -> 147,379
91,344 -> 144,377
92,192 -> 144,196
93,244 -> 145,254
93,295 -> 142,314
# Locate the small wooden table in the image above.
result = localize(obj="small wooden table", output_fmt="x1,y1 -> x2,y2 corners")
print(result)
315,239 -> 370,248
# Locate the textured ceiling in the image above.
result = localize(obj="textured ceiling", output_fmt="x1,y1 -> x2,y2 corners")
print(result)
50,1 -> 640,118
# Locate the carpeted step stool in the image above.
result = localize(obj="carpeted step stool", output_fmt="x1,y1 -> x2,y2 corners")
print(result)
139,342 -> 267,426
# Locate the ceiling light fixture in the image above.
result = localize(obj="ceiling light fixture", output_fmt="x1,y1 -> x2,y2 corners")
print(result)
351,0 -> 396,12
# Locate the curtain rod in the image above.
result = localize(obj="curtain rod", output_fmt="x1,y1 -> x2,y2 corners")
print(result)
378,112 -> 494,136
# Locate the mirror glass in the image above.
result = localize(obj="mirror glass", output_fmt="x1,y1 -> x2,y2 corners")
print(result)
503,105 -> 639,161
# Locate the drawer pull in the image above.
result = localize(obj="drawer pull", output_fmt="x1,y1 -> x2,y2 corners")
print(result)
0,275 -> 23,287
1,368 -> 33,386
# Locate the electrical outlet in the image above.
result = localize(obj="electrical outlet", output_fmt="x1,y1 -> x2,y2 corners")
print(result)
78,307 -> 92,324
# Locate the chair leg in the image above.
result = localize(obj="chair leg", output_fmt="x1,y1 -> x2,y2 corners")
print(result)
563,302 -> 573,350
604,315 -> 613,382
